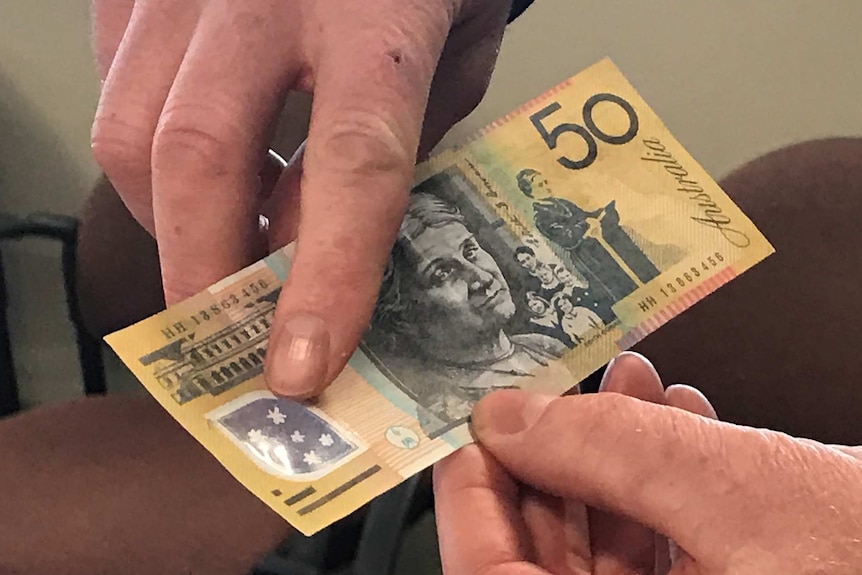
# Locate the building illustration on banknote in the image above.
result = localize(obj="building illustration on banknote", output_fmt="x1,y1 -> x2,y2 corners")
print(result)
138,289 -> 281,404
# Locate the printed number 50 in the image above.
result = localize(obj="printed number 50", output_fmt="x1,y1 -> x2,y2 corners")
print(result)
530,93 -> 639,170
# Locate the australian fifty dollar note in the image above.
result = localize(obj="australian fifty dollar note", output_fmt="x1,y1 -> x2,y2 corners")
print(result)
105,58 -> 774,535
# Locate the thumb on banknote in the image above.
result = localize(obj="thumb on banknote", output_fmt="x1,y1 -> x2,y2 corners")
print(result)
470,390 -> 734,551
470,386 -> 862,571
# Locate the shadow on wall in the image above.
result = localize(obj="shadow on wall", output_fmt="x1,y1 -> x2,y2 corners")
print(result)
0,69 -> 94,215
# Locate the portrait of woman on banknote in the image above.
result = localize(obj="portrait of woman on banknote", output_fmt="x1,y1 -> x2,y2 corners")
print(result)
360,170 -> 579,438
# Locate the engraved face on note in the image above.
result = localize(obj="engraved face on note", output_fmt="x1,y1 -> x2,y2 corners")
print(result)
402,213 -> 517,358
515,247 -> 539,273
517,169 -> 553,197
362,169 -> 572,438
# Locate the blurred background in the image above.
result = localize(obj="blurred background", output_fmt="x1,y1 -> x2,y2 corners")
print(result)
1,0 -> 860,572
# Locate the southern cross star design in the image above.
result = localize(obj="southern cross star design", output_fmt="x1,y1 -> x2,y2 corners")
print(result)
291,430 -> 305,443
303,451 -> 321,466
266,406 -> 286,425
319,433 -> 334,447
247,429 -> 266,444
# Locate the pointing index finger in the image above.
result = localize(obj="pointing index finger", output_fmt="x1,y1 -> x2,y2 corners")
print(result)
265,1 -> 456,397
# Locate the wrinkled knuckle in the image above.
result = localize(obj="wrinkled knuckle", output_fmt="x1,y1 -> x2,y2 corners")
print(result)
554,393 -> 636,441
679,422 -> 759,507
580,391 -> 640,421
90,113 -> 152,182
318,112 -> 413,181
693,422 -> 734,479
750,430 -> 812,484
596,393 -> 644,435
152,116 -> 237,179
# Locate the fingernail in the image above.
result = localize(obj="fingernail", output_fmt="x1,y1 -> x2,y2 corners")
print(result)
598,356 -> 619,392
598,351 -> 656,392
665,384 -> 718,420
472,390 -> 554,437
270,313 -> 330,397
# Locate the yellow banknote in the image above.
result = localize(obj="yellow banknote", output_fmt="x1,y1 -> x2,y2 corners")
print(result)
105,58 -> 774,535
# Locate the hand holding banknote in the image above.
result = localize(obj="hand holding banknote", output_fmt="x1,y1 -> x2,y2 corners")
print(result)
90,0 -> 514,397
436,354 -> 862,574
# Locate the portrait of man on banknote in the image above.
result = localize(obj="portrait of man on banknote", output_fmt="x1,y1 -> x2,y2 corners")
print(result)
361,169 -> 578,438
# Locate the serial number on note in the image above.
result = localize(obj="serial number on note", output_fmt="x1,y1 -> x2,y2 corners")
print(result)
658,252 -> 725,297
190,279 -> 271,324
634,252 -> 725,312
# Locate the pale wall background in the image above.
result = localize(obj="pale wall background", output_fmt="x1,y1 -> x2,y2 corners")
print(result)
1,0 -> 860,406
1,1 -> 860,573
